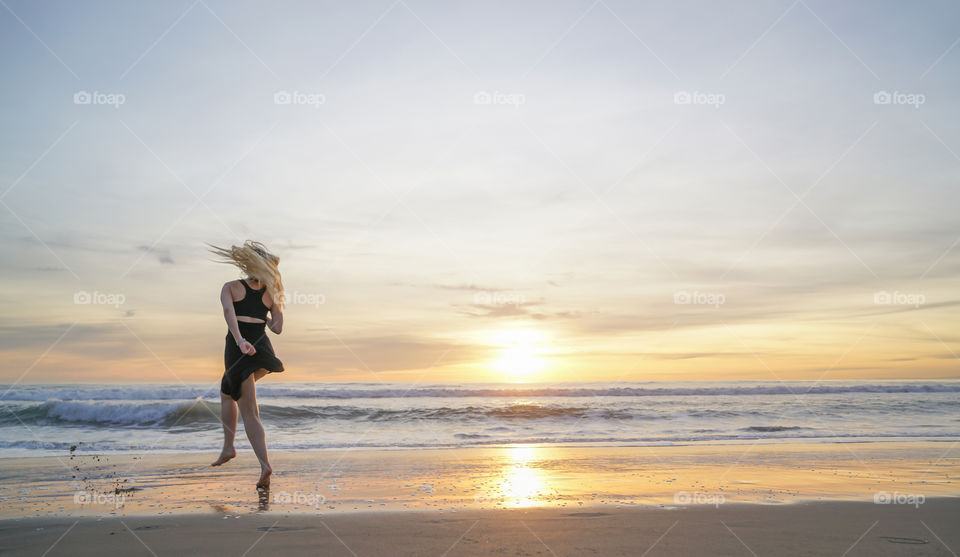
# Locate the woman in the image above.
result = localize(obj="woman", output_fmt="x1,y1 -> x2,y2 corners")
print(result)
207,241 -> 285,489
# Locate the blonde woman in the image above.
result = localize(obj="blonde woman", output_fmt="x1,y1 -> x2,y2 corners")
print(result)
207,241 -> 285,489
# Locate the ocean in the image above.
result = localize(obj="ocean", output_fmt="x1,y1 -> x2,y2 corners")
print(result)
1,381 -> 958,457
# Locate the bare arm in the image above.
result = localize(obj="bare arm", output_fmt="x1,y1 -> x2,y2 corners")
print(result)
267,296 -> 283,335
221,282 -> 256,355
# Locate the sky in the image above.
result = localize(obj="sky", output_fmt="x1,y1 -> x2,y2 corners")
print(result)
0,0 -> 958,384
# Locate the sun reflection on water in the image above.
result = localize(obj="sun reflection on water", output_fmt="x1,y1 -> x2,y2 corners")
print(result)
499,446 -> 546,507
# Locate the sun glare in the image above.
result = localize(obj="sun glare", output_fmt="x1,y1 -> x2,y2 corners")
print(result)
493,330 -> 546,381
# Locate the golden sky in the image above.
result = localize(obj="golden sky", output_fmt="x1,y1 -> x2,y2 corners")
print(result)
1,1 -> 958,384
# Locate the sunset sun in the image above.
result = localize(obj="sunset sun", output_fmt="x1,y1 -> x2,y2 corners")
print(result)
493,330 -> 546,381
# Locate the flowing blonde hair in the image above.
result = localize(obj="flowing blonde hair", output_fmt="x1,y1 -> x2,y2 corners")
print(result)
207,240 -> 285,309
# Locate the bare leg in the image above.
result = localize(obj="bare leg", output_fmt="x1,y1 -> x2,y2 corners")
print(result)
211,393 -> 237,466
238,372 -> 272,488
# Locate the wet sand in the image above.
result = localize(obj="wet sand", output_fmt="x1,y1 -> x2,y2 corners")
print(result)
0,442 -> 957,516
0,442 -> 958,554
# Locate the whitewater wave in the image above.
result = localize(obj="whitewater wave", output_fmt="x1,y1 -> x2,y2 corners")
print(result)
0,400 -> 648,427
1,399 -> 216,427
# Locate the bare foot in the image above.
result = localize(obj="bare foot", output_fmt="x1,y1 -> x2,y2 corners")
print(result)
211,448 -> 236,466
256,466 -> 272,489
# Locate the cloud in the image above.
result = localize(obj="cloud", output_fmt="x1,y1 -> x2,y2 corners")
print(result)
0,322 -> 145,359
840,300 -> 960,319
137,245 -> 174,264
431,283 -> 494,292
397,282 -> 513,293
290,332 -> 490,374
453,299 -> 582,321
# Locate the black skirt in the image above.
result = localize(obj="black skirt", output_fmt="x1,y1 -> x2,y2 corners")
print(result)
221,321 -> 284,401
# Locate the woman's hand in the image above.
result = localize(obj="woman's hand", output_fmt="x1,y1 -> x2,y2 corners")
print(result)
239,340 -> 257,356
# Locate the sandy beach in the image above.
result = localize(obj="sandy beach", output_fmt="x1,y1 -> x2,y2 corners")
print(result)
3,499 -> 959,556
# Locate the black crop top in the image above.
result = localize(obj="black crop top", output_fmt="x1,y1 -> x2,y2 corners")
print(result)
233,280 -> 269,321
